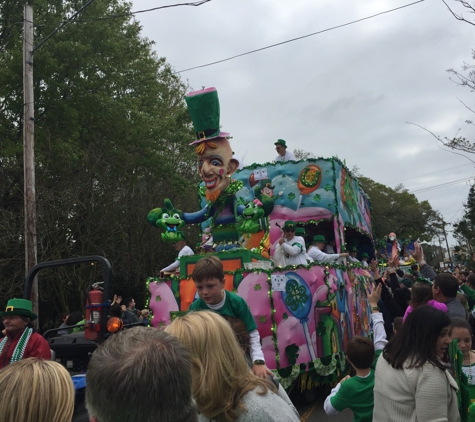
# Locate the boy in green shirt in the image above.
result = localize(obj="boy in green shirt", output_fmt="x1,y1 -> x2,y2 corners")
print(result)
188,255 -> 270,378
324,283 -> 387,422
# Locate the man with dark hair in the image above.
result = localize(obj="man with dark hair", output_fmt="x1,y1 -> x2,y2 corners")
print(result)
86,327 -> 197,422
432,273 -> 466,319
0,299 -> 51,369
411,263 -> 421,279
412,242 -> 467,319
57,311 -> 70,336
121,297 -> 140,324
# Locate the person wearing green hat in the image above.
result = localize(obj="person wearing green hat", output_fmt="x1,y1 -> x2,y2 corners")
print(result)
295,226 -> 314,264
274,220 -> 308,266
308,235 -> 349,263
348,247 -> 360,264
0,298 -> 51,369
274,139 -> 296,163
361,252 -> 370,268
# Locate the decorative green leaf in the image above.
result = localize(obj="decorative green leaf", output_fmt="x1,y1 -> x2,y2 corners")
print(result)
285,343 -> 300,366
155,295 -> 162,302
288,192 -> 296,201
259,316 -> 267,323
254,283 -> 262,291
313,194 -> 321,202
283,312 -> 288,320
324,184 -> 332,192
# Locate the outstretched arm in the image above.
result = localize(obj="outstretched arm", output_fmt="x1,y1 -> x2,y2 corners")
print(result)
411,242 -> 437,281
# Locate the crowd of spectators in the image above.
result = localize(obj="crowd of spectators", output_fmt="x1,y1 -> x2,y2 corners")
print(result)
322,242 -> 475,422
3,242 -> 475,421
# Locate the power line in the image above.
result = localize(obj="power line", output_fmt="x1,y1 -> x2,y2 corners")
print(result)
34,0 -> 96,52
176,0 -> 425,73
387,163 -> 472,185
32,0 -> 211,52
71,0 -> 211,22
441,175 -> 473,219
410,176 -> 473,194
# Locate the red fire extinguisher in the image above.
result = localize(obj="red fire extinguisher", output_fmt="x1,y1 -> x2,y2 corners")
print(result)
85,287 -> 103,341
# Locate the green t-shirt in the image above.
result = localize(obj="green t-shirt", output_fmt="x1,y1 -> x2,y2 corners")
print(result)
330,370 -> 375,422
188,291 -> 257,332
330,349 -> 382,422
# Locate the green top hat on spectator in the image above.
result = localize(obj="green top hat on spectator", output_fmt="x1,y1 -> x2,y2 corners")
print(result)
350,246 -> 357,252
312,235 -> 326,243
361,252 -> 369,258
274,139 -> 287,148
296,227 -> 306,236
282,220 -> 296,231
0,298 -> 37,320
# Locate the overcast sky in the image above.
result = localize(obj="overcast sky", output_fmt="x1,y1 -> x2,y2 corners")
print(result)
132,0 -> 475,247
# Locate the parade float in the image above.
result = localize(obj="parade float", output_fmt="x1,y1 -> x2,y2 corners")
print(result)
146,88 -> 375,391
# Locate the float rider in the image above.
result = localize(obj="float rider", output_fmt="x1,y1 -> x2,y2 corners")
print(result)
0,298 -> 51,369
308,235 -> 348,263
275,220 -> 308,266
274,139 -> 296,163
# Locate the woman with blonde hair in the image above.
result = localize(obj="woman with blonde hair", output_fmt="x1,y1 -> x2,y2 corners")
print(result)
0,357 -> 75,422
166,311 -> 299,422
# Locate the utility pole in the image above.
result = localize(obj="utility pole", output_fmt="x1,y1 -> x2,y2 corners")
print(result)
441,221 -> 452,267
437,237 -> 445,268
23,3 -> 38,324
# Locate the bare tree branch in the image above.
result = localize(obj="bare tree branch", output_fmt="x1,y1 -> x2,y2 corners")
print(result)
442,0 -> 475,25
406,122 -> 475,163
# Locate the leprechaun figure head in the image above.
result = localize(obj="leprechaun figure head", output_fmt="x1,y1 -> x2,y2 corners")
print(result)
186,87 -> 238,203
197,138 -> 238,203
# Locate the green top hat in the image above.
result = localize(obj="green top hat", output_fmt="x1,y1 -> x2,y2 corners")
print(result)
260,178 -> 275,190
185,87 -> 230,146
274,139 -> 287,148
312,235 -> 326,243
295,227 -> 306,236
361,252 -> 369,258
0,298 -> 37,320
282,220 -> 296,230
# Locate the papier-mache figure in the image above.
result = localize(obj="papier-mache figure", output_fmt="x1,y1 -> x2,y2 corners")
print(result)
147,87 -> 246,250
147,199 -> 185,242
387,232 -> 401,260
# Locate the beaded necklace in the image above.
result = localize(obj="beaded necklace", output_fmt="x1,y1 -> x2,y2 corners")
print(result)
0,328 -> 33,364
469,352 -> 474,385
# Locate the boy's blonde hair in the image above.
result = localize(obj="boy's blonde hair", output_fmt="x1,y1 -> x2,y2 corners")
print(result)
192,255 -> 224,283
166,311 -> 275,422
0,358 -> 75,422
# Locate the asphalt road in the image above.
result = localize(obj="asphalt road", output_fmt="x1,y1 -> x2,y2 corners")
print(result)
293,387 -> 354,422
